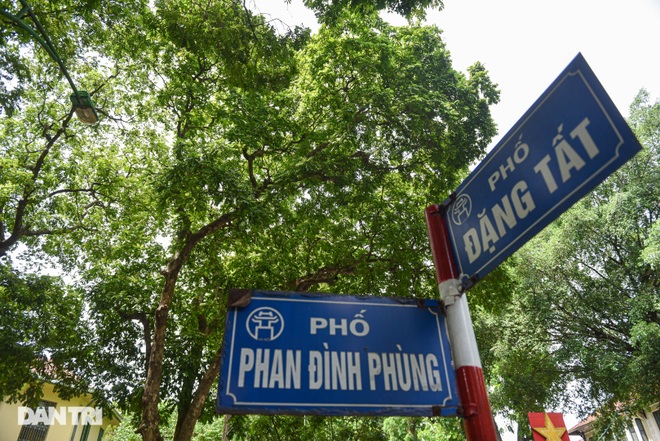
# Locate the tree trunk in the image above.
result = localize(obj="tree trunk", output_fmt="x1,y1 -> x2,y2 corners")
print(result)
137,212 -> 235,441
138,245 -> 189,441
222,414 -> 231,441
407,418 -> 418,441
138,274 -> 178,441
173,348 -> 223,441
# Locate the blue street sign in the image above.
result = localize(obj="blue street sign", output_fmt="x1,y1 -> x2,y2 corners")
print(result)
443,53 -> 642,289
216,290 -> 459,416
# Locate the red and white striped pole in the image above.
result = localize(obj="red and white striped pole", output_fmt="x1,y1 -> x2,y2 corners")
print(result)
425,204 -> 498,441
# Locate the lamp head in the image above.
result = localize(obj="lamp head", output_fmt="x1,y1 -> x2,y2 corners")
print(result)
70,90 -> 98,125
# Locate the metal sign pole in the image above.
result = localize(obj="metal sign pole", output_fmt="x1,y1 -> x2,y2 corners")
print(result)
425,204 -> 498,441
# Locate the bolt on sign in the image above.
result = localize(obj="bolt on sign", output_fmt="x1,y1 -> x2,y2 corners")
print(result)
216,290 -> 460,416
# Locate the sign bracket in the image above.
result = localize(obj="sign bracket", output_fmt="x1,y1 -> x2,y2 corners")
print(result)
228,288 -> 252,308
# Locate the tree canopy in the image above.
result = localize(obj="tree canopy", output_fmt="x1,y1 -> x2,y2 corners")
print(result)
5,1 -> 656,440
1,1 -> 499,440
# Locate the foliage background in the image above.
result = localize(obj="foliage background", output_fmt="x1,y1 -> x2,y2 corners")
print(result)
1,0 -> 658,440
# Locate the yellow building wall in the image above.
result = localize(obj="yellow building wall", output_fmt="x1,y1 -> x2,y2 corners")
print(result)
0,399 -> 22,441
0,382 -> 119,441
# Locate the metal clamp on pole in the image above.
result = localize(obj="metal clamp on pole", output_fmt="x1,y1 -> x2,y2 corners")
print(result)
439,278 -> 463,306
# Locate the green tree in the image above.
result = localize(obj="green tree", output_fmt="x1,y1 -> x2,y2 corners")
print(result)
0,0 -> 150,409
482,89 -> 660,430
302,0 -> 444,24
104,413 -> 143,441
1,2 -> 499,441
0,0 -> 150,255
0,263 -> 92,406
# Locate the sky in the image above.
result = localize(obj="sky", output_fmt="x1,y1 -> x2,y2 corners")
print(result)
250,1 -> 660,438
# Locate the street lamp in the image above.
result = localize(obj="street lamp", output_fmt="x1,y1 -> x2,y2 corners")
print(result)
0,0 -> 99,124
69,91 -> 99,125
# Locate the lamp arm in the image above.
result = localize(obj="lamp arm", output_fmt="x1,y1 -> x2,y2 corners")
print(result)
1,0 -> 80,96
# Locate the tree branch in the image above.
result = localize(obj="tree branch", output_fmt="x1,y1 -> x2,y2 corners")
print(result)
0,109 -> 75,257
286,262 -> 358,292
115,308 -> 153,376
242,0 -> 260,43
46,185 -> 99,199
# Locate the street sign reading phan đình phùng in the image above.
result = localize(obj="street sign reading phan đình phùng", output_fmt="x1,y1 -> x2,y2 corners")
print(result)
216,290 -> 459,416
442,53 -> 642,289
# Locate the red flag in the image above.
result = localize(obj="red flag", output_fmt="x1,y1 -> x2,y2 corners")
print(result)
528,412 -> 570,441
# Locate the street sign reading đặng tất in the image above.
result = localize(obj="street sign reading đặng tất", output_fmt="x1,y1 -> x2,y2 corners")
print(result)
442,53 -> 642,289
